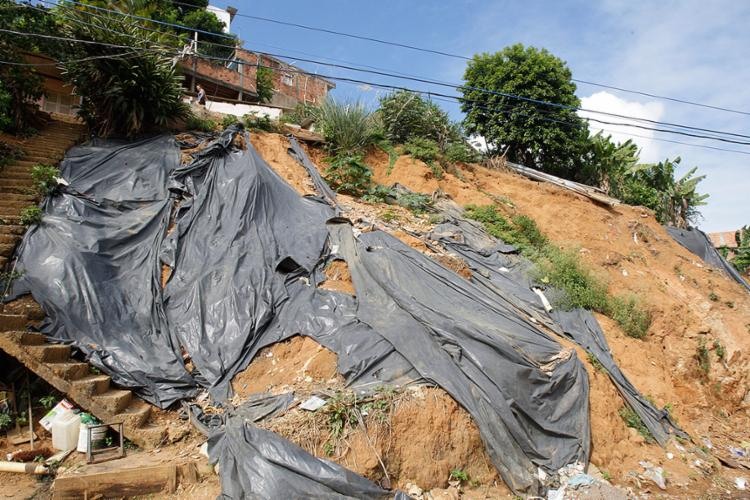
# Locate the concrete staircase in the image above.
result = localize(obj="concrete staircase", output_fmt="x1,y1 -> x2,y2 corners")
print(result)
0,120 -> 85,268
0,121 -> 168,449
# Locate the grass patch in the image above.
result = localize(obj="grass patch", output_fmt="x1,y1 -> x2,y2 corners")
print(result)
465,204 -> 652,338
449,469 -> 469,482
315,99 -> 378,154
618,405 -> 654,443
403,137 -> 443,179
713,340 -> 725,360
221,114 -> 240,128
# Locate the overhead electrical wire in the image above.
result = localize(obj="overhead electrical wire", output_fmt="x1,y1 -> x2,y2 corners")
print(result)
184,2 -> 750,117
5,6 -> 750,155
31,0 -> 750,141
4,26 -> 750,149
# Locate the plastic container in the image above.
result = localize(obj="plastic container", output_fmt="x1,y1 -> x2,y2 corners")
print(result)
51,411 -> 81,451
76,413 -> 107,453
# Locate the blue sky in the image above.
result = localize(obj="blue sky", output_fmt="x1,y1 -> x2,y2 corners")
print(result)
211,0 -> 750,232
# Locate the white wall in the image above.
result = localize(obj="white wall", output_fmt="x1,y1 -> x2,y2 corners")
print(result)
207,5 -> 231,33
204,99 -> 283,120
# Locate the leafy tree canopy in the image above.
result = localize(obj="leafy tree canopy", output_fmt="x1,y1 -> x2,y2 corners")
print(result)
460,44 -> 589,178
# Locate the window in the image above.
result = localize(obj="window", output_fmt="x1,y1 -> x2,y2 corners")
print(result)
282,74 -> 294,86
41,91 -> 80,116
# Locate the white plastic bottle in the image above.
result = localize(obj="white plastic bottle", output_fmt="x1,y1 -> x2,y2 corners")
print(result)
51,411 -> 81,451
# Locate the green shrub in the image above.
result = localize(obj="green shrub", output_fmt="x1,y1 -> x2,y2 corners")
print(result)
0,412 -> 11,431
281,102 -> 318,125
0,269 -> 23,291
713,339 -> 725,360
537,247 -> 609,312
31,164 -> 60,196
20,205 -> 42,225
377,90 -> 460,146
185,115 -> 217,132
397,192 -> 432,214
443,141 -> 480,164
608,295 -> 651,339
244,113 -> 278,132
314,99 -> 378,154
697,338 -> 710,375
403,137 -> 440,164
618,406 -> 654,442
449,469 -> 469,482
324,154 -> 372,196
362,185 -> 395,204
221,114 -> 240,128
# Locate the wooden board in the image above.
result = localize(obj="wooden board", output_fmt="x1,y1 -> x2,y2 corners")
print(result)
52,462 -> 199,499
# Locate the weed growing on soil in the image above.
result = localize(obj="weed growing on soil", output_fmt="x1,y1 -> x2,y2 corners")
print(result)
362,185 -> 394,204
696,338 -> 711,375
712,340 -> 725,360
377,140 -> 399,175
221,114 -> 240,128
601,470 -> 612,481
586,352 -> 605,372
315,99 -> 378,154
449,468 -> 469,482
0,412 -> 11,431
403,137 -> 443,179
381,209 -> 397,223
244,113 -> 277,132
397,192 -> 432,214
31,164 -> 60,196
38,395 -> 56,410
618,406 -> 654,442
0,269 -> 23,290
465,204 -> 652,338
20,205 -> 42,225
324,154 -> 372,196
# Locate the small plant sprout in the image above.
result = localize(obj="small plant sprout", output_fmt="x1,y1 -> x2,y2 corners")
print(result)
449,468 -> 469,483
712,340 -> 725,360
20,205 -> 43,226
39,395 -> 56,410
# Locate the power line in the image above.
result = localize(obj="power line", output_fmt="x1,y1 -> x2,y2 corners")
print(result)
7,25 -> 749,147
219,6 -> 750,116
38,0 -> 750,140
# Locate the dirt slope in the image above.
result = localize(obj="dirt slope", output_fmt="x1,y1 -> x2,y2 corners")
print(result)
239,132 -> 750,496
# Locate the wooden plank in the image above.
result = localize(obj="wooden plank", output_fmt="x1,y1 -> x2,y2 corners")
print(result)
52,462 -> 198,500
505,161 -> 621,207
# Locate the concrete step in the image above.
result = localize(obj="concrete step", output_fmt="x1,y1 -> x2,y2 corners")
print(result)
0,201 -> 32,211
50,361 -> 90,381
0,193 -> 37,202
116,399 -> 153,430
0,224 -> 26,235
0,187 -> 34,196
0,233 -> 19,245
71,374 -> 112,397
0,171 -> 34,181
0,178 -> 35,187
26,343 -> 71,362
22,156 -> 61,164
0,215 -> 23,225
19,332 -> 46,345
0,314 -> 27,332
0,242 -> 17,256
93,389 -> 133,414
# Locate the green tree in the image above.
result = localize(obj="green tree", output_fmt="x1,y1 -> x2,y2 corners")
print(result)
579,132 -> 641,190
615,157 -> 708,228
256,66 -> 274,103
0,0 -> 64,134
460,44 -> 589,179
60,4 -> 189,137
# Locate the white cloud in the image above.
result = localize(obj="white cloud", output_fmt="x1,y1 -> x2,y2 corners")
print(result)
579,92 -> 665,163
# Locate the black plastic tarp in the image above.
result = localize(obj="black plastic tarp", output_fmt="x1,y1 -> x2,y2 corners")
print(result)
9,135 -> 197,408
329,222 -> 590,494
666,226 -> 750,292
428,212 -> 685,446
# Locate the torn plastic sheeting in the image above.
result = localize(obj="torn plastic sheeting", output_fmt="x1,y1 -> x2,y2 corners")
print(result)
209,415 -> 400,499
163,129 -> 416,400
8,135 -> 197,408
287,135 -> 339,207
330,221 -> 591,495
666,226 -> 750,292
430,212 -> 685,446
